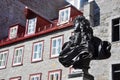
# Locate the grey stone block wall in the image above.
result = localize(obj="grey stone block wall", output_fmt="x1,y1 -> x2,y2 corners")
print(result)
84,0 -> 120,80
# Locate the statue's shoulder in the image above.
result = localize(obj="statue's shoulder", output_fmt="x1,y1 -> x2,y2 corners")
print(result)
91,36 -> 102,45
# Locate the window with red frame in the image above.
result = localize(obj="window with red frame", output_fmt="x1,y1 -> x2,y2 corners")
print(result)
48,70 -> 62,80
9,76 -> 21,80
58,7 -> 71,25
13,46 -> 24,66
30,73 -> 42,80
32,41 -> 44,62
0,50 -> 8,69
27,18 -> 37,35
50,35 -> 63,58
9,26 -> 18,39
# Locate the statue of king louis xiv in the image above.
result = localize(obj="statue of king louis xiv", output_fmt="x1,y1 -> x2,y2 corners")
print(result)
58,15 -> 111,79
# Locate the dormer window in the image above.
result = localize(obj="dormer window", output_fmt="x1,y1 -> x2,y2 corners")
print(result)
9,26 -> 18,39
8,24 -> 25,39
27,17 -> 37,35
24,7 -> 52,34
58,7 -> 71,25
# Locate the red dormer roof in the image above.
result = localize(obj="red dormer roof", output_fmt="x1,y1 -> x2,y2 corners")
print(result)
59,5 -> 83,18
0,5 -> 83,47
24,6 -> 52,26
8,24 -> 25,40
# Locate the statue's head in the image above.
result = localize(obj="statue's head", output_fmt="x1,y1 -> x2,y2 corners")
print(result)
74,15 -> 90,32
74,15 -> 93,35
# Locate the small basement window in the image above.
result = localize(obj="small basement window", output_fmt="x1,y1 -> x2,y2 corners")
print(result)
9,76 -> 21,80
30,73 -> 42,80
48,70 -> 62,80
58,7 -> 71,25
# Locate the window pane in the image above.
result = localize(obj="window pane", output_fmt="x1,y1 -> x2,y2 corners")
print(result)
55,73 -> 58,80
28,18 -> 37,34
65,10 -> 68,21
33,42 -> 43,61
18,56 -> 21,63
19,49 -> 22,56
0,52 -> 8,67
51,36 -> 63,57
52,48 -> 56,55
0,54 -> 3,60
53,40 -> 56,47
49,71 -> 61,80
31,77 -> 34,80
112,26 -> 119,41
35,77 -> 39,80
34,53 -> 37,59
58,7 -> 70,25
50,74 -> 54,80
0,61 -> 2,66
13,47 -> 23,65
38,44 -> 42,58
112,18 -> 120,41
57,39 -> 62,54
61,12 -> 64,22
30,74 -> 41,80
112,64 -> 120,80
14,57 -> 17,64
10,26 -> 18,39
16,50 -> 19,56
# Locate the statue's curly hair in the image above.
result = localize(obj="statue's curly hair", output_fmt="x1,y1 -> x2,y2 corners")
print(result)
73,15 -> 90,27
73,15 -> 93,35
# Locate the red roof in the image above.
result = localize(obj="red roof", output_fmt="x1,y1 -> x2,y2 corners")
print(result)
0,6 -> 83,47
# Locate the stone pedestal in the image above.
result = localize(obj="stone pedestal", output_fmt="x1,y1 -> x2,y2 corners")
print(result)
68,72 -> 94,80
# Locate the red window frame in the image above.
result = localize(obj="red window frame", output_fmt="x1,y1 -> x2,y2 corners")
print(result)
0,50 -> 9,70
50,35 -> 64,59
9,25 -> 18,39
48,69 -> 62,80
31,40 -> 44,63
9,76 -> 21,80
29,73 -> 42,80
12,45 -> 24,67
25,18 -> 37,35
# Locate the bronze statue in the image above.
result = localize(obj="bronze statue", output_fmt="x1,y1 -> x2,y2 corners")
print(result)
58,15 -> 111,74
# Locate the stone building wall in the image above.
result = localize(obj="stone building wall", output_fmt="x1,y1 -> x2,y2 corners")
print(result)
88,0 -> 120,80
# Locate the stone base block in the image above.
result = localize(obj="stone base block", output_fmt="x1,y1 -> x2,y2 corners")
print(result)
68,73 -> 94,80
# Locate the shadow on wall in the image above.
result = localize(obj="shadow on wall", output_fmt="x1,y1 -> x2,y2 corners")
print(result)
93,1 -> 100,27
